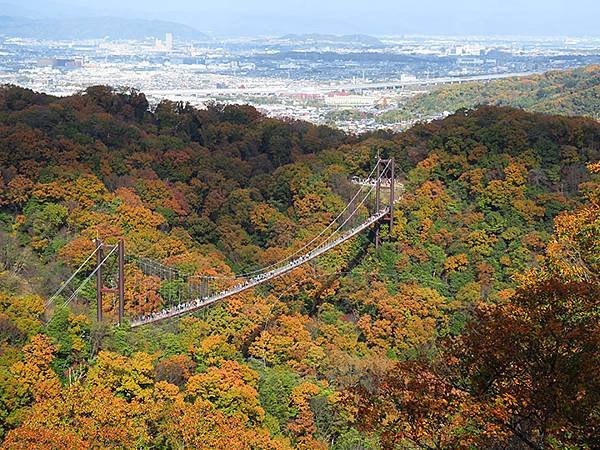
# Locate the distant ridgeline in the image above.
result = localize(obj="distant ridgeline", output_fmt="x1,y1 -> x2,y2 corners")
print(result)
0,15 -> 209,40
380,64 -> 600,123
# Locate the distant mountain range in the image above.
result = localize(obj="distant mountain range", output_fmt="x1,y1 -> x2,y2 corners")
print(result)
279,33 -> 384,47
0,15 -> 209,40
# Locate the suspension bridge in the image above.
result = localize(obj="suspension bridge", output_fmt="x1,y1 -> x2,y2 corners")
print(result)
46,157 -> 402,328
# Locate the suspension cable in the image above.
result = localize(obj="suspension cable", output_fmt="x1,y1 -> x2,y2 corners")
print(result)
45,244 -> 119,326
316,162 -> 387,246
290,179 -> 376,261
130,255 -> 234,289
45,243 -> 102,307
231,161 -> 386,278
129,162 -> 388,286
131,256 -> 180,277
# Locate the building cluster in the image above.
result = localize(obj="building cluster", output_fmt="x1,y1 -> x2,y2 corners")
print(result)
1,33 -> 599,133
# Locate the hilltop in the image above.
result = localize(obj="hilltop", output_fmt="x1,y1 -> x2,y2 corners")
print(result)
0,15 -> 209,40
380,64 -> 600,123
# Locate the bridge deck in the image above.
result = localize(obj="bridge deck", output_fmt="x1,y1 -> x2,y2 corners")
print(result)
130,207 -> 390,328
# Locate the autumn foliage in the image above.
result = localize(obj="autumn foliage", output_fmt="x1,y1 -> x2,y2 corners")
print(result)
0,85 -> 598,448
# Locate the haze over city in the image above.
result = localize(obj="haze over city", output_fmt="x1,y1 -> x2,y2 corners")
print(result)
3,0 -> 600,36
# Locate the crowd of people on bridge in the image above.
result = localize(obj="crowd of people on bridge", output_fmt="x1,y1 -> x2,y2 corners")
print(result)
350,176 -> 393,187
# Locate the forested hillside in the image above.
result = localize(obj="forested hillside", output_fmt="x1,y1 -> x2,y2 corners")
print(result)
0,85 -> 598,449
380,64 -> 600,123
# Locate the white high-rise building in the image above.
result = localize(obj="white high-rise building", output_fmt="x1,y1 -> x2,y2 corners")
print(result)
165,33 -> 174,51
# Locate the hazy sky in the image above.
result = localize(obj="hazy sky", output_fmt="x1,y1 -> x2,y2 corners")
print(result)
10,0 -> 600,36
